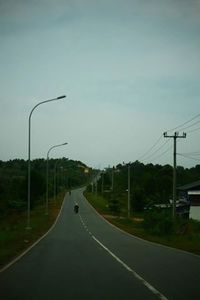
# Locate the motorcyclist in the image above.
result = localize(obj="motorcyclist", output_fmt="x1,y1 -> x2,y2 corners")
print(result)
74,203 -> 79,213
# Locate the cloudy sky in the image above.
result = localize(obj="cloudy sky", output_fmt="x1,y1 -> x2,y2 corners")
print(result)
0,0 -> 200,168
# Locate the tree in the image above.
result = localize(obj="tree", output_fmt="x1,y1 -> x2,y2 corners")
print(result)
24,169 -> 46,208
131,186 -> 146,212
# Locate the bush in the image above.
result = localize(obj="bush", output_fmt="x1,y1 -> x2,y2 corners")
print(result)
8,200 -> 26,210
108,193 -> 120,214
131,187 -> 146,212
143,209 -> 174,235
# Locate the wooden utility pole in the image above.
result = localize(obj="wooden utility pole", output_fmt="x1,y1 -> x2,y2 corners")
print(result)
111,166 -> 114,191
163,131 -> 186,218
101,171 -> 104,194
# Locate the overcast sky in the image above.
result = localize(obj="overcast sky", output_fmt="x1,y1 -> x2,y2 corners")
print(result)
0,0 -> 200,169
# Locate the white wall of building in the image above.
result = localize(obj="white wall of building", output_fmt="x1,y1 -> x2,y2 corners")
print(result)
190,206 -> 200,221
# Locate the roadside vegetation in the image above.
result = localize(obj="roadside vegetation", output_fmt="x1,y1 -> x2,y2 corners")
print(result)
0,158 -> 93,268
85,192 -> 200,255
84,161 -> 200,255
0,193 -> 64,269
1,158 -> 199,268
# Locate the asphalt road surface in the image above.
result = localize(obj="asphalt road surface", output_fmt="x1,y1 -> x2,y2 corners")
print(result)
0,188 -> 200,300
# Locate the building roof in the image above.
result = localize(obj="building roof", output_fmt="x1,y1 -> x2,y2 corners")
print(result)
178,180 -> 200,191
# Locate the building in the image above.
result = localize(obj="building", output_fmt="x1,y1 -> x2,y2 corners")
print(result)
178,180 -> 200,221
178,180 -> 200,206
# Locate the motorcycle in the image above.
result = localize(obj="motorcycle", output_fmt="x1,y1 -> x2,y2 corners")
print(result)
74,204 -> 79,214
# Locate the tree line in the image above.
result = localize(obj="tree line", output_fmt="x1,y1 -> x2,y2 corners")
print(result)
92,161 -> 200,214
0,158 -> 92,216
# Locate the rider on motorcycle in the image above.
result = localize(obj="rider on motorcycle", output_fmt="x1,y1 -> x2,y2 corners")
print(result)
74,203 -> 79,213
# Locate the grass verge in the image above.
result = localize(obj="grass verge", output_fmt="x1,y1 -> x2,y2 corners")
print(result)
0,193 -> 65,269
85,192 -> 200,256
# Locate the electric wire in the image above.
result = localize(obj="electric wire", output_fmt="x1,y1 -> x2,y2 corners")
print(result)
187,126 -> 200,134
137,134 -> 163,161
177,153 -> 200,162
136,112 -> 200,165
143,144 -> 172,163
180,151 -> 200,156
141,139 -> 170,161
180,119 -> 200,131
166,112 -> 200,132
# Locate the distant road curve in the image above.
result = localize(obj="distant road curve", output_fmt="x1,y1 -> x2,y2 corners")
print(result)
0,188 -> 199,300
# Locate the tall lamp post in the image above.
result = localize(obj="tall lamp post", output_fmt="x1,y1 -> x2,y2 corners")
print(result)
54,161 -> 61,202
27,95 -> 66,229
54,159 -> 59,203
128,164 -> 131,218
46,142 -> 68,215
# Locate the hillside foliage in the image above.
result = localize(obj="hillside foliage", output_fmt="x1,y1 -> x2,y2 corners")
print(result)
92,161 -> 200,214
0,158 -> 92,216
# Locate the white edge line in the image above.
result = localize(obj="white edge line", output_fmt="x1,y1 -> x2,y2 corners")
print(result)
79,212 -> 168,300
83,192 -> 200,258
79,196 -> 168,300
0,195 -> 67,273
92,235 -> 169,300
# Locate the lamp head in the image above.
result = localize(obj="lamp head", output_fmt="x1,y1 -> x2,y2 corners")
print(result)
57,95 -> 66,99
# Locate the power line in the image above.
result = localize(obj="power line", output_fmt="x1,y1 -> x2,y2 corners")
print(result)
177,153 -> 200,162
180,151 -> 200,156
187,125 -> 200,134
141,139 -> 170,161
166,112 -> 200,132
138,113 -> 200,162
136,113 -> 199,165
137,134 -> 163,160
163,132 -> 186,218
147,145 -> 172,162
181,119 -> 200,131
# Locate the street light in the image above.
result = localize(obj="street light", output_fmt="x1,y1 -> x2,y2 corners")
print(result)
27,95 -> 66,229
127,164 -> 131,218
46,142 -> 68,215
54,159 -> 60,203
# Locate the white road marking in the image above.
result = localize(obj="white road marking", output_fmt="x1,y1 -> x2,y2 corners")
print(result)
79,213 -> 168,299
83,193 -> 200,259
0,196 -> 67,273
79,215 -> 92,236
92,235 -> 169,300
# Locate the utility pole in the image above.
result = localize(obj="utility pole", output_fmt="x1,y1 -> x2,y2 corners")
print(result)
128,164 -> 131,218
101,171 -> 104,194
95,179 -> 97,196
111,166 -> 114,191
163,131 -> 186,218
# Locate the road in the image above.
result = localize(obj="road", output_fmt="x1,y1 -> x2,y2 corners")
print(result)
0,188 -> 200,300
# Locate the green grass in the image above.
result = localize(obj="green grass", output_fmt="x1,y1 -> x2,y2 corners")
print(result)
86,192 -> 110,214
0,193 -> 65,269
85,191 -> 200,256
1,190 -> 199,269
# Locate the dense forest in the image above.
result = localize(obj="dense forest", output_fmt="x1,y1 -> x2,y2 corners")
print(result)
93,161 -> 200,214
1,158 -> 200,217
0,158 -> 92,216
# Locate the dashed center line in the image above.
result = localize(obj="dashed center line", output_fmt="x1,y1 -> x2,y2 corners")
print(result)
79,215 -> 92,236
79,214 -> 169,300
